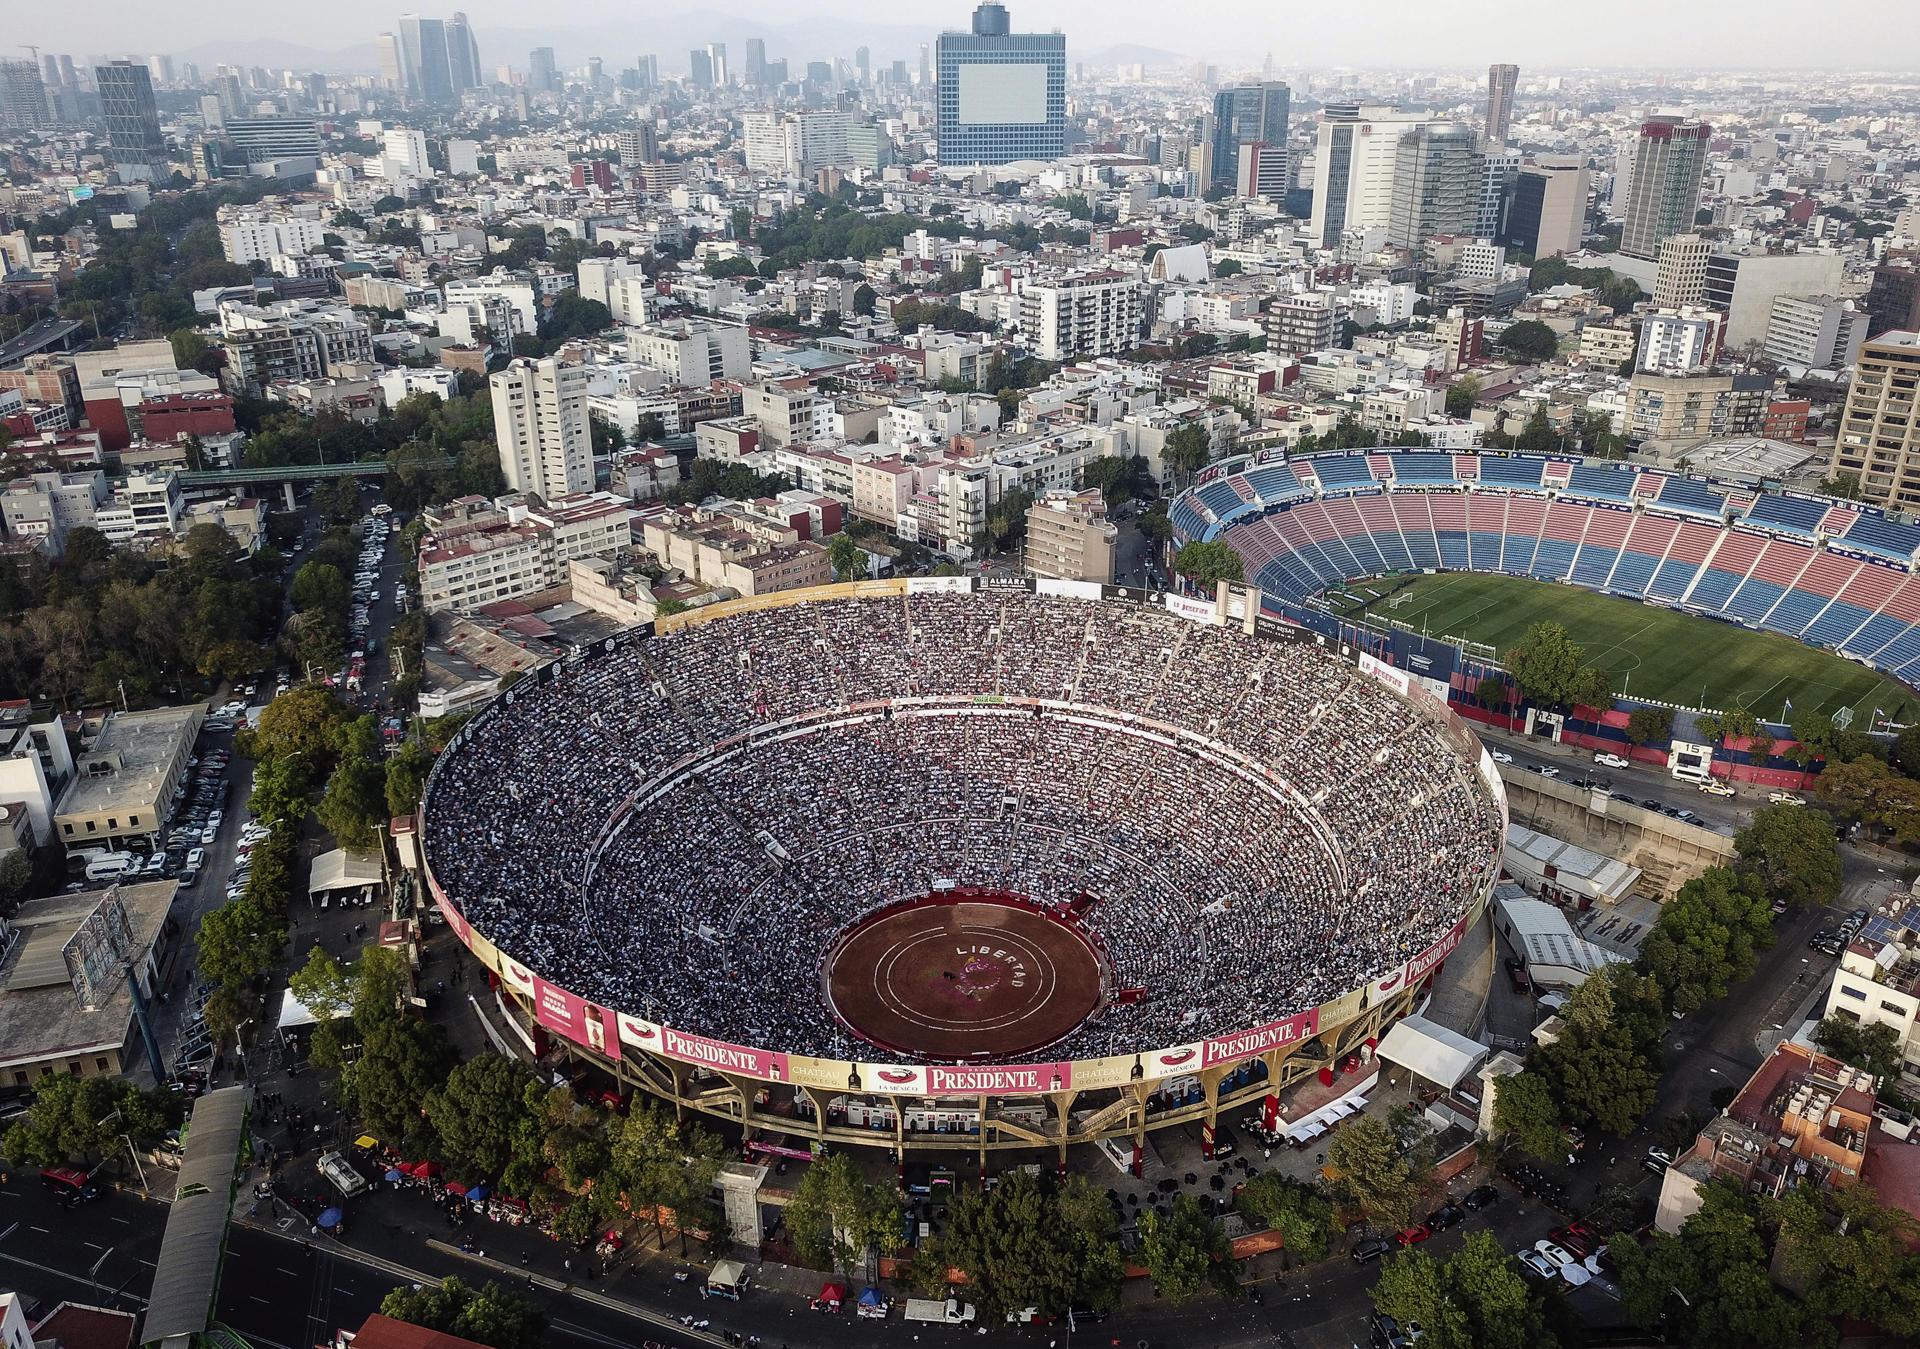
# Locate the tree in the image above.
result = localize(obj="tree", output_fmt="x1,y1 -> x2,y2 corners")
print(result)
194,897 -> 285,997
851,283 -> 876,316
1444,377 -> 1481,418
1490,1068 -> 1567,1162
1,1073 -> 175,1167
1625,706 -> 1675,747
945,1170 -> 1124,1316
348,1015 -> 457,1159
0,847 -> 30,915
250,685 -> 352,767
426,1054 -> 547,1192
1636,867 -> 1772,1016
290,561 -> 349,617
827,533 -> 863,582
248,748 -> 316,827
1325,1115 -> 1428,1230
288,944 -> 352,1023
1232,1173 -> 1335,1263
1817,754 -> 1920,844
1820,472 -> 1862,501
379,1277 -> 546,1349
1811,1016 -> 1905,1082
608,1102 -> 729,1253
781,1152 -> 900,1277
384,739 -> 433,817
1505,620 -> 1587,708
1530,965 -> 1664,1136
1372,1230 -> 1557,1349
317,728 -> 388,849
1214,258 -> 1243,277
1734,804 -> 1841,911
1173,540 -> 1243,587
1161,422 -> 1214,485
1769,1182 -> 1920,1337
1139,1192 -> 1231,1303
1500,320 -> 1559,363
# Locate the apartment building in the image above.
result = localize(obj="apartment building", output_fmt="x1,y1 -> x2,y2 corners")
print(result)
577,256 -> 653,327
626,320 -> 753,385
490,357 -> 594,501
1624,369 -> 1770,447
1264,292 -> 1342,357
638,505 -> 831,596
1019,271 -> 1145,363
742,380 -> 831,448
1832,331 -> 1920,510
417,492 -> 633,613
1763,295 -> 1866,371
1024,488 -> 1116,583
0,470 -> 108,555
1635,307 -> 1724,375
218,212 -> 326,266
217,301 -> 374,396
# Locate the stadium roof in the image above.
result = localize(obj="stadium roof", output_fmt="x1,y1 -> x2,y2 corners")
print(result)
141,1086 -> 249,1348
1374,1015 -> 1488,1090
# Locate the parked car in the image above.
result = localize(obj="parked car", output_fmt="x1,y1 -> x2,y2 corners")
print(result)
1350,1236 -> 1395,1264
1504,956 -> 1531,994
1594,752 -> 1629,769
1534,1241 -> 1579,1272
1490,749 -> 1513,764
1768,791 -> 1806,806
1462,1185 -> 1502,1211
1643,1147 -> 1674,1175
1516,1250 -> 1556,1280
1395,1224 -> 1432,1246
1698,779 -> 1734,797
1426,1203 -> 1465,1232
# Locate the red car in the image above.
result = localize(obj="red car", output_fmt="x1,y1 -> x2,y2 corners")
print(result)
1395,1224 -> 1432,1246
1550,1222 -> 1597,1256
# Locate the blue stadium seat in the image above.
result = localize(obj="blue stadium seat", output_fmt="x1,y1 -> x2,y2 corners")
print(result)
1571,546 -> 1620,588
1402,524 -> 1441,569
1803,601 -> 1874,648
1844,514 -> 1920,561
1761,588 -> 1827,637
1841,613 -> 1909,661
1743,494 -> 1826,536
1529,538 -> 1577,580
1654,478 -> 1727,518
1723,578 -> 1785,623
1196,481 -> 1243,518
1311,455 -> 1377,489
1478,456 -> 1546,488
1647,558 -> 1702,600
1565,464 -> 1638,502
1373,530 -> 1414,572
1686,566 -> 1746,612
1608,551 -> 1659,596
1501,531 -> 1541,574
1468,531 -> 1502,570
1344,532 -> 1387,575
1437,531 -> 1470,569
1387,453 -> 1455,484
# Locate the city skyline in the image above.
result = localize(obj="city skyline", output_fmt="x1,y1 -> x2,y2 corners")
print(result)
18,0 -> 1920,71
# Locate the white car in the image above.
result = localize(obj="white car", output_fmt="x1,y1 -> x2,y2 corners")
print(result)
1698,779 -> 1734,797
1768,791 -> 1806,806
1534,1241 -> 1579,1272
1490,749 -> 1513,764
1594,752 -> 1630,769
199,824 -> 219,845
186,847 -> 206,870
1534,765 -> 1560,778
1516,1250 -> 1557,1280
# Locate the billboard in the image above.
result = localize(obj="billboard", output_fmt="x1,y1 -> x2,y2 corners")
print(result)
923,1062 -> 1072,1095
956,62 -> 1048,125
1388,630 -> 1460,688
1202,1008 -> 1320,1068
659,1026 -> 791,1081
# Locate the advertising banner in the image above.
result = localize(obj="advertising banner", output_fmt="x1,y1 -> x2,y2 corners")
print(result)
859,1063 -> 930,1095
1164,593 -> 1218,625
1388,630 -> 1460,687
907,575 -> 971,595
616,1012 -> 664,1055
659,1026 -> 792,1081
923,1062 -> 1072,1096
1358,651 -> 1411,697
1202,1009 -> 1320,1068
1037,579 -> 1102,602
784,1054 -> 857,1092
1407,912 -> 1473,985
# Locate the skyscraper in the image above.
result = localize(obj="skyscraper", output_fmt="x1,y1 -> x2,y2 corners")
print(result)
689,49 -> 713,90
1308,104 -> 1426,248
1619,116 -> 1711,262
935,3 -> 1067,166
1386,121 -> 1481,248
707,43 -> 729,87
447,12 -> 482,93
96,60 -> 167,181
528,47 -> 557,94
1209,82 -> 1289,190
491,358 -> 594,501
1486,63 -> 1518,144
0,61 -> 52,130
855,46 -> 870,87
398,15 -> 454,103
744,39 -> 767,88
1500,156 -> 1589,260
376,33 -> 405,91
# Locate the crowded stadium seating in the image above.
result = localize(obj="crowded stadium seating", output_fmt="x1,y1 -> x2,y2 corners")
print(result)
421,592 -> 1503,1065
1176,450 -> 1920,682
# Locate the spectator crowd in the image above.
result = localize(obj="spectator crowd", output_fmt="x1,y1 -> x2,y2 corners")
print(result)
424,592 -> 1503,1065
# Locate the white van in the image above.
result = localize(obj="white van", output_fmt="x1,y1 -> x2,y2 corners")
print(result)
85,853 -> 137,883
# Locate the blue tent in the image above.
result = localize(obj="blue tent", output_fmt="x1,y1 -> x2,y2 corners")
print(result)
466,1184 -> 490,1201
857,1287 -> 886,1309
317,1207 -> 344,1229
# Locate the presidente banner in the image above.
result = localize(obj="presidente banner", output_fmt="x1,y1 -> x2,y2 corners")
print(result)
659,1025 -> 792,1081
530,977 -> 619,1056
1407,910 -> 1475,986
1202,1008 -> 1320,1068
922,1062 -> 1073,1096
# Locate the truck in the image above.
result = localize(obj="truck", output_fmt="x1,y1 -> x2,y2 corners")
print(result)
317,1149 -> 368,1198
904,1298 -> 977,1325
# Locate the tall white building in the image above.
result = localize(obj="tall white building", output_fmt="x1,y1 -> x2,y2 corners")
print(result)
1308,104 -> 1428,249
577,257 -> 652,326
382,126 -> 432,178
219,214 -> 326,265
1636,307 -> 1724,375
626,320 -> 753,384
1763,295 -> 1867,370
490,357 -> 594,500
742,110 -> 852,177
1020,271 -> 1145,363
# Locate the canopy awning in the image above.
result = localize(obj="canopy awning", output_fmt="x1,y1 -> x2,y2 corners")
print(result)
1374,1015 -> 1489,1090
276,986 -> 319,1031
307,847 -> 384,896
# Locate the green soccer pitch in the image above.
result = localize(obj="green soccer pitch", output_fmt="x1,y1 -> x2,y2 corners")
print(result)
1326,571 -> 1917,721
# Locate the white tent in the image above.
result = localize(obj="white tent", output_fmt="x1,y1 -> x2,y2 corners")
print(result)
1374,1015 -> 1489,1091
307,847 -> 384,898
276,985 -> 319,1033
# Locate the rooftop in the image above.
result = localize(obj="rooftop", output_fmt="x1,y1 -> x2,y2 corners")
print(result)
0,881 -> 177,1069
56,704 -> 201,822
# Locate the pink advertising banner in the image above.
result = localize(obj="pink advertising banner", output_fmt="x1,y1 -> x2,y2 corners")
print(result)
923,1062 -> 1073,1096
1202,1008 -> 1321,1068
1406,913 -> 1472,986
659,1026 -> 792,1081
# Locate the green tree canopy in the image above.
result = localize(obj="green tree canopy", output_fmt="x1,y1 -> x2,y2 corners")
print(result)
1139,1192 -> 1232,1303
425,1053 -> 548,1194
1505,620 -> 1592,708
1636,867 -> 1774,1016
1173,540 -> 1243,587
379,1277 -> 546,1349
1372,1229 -> 1557,1349
2,1074 -> 177,1166
1499,320 -> 1559,363
1232,1172 -> 1335,1263
1734,804 -> 1842,911
1811,1016 -> 1905,1082
1325,1114 -> 1430,1230
1490,1068 -> 1568,1161
1161,422 -> 1214,484
1625,706 -> 1675,746
945,1170 -> 1125,1316
781,1152 -> 901,1277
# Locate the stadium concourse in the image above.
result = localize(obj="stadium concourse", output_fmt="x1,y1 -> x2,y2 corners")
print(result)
420,580 -> 1504,1158
1174,448 -> 1920,689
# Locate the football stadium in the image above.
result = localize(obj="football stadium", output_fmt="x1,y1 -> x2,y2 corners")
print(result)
1173,448 -> 1920,719
419,580 -> 1505,1162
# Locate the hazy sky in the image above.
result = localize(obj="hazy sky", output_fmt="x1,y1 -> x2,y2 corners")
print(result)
23,0 -> 1920,71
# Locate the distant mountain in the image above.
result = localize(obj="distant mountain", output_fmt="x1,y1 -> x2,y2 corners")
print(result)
174,38 -> 380,75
